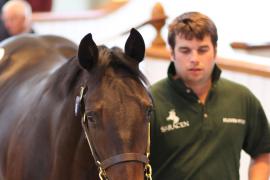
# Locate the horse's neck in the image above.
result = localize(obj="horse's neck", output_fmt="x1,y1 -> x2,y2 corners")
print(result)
46,58 -> 84,98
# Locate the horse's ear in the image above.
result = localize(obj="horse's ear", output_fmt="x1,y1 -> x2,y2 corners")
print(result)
124,28 -> 145,63
78,33 -> 98,71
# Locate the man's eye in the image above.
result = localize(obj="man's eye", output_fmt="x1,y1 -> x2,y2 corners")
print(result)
198,48 -> 209,54
179,49 -> 190,54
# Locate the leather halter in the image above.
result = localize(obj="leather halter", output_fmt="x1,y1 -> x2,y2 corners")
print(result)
76,86 -> 152,180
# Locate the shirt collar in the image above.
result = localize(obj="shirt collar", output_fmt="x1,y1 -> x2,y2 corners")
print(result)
167,62 -> 222,83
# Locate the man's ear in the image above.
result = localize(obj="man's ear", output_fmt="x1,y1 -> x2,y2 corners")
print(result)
170,48 -> 175,61
213,46 -> 217,60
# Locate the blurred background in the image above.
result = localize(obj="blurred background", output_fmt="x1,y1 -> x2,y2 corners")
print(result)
1,0 -> 270,179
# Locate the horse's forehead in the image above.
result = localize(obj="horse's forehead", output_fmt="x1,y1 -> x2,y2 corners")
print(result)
86,76 -> 149,107
105,75 -> 143,92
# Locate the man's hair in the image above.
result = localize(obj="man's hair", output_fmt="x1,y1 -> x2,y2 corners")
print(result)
167,12 -> 218,50
2,0 -> 32,18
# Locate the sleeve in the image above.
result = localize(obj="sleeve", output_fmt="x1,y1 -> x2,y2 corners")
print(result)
243,94 -> 270,158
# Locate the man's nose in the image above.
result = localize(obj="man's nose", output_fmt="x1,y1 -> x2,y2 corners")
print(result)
190,51 -> 199,64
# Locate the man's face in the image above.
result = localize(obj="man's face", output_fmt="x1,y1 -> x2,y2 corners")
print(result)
171,34 -> 216,87
2,11 -> 25,35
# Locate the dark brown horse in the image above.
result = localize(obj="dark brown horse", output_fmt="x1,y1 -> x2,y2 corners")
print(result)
0,29 -> 153,180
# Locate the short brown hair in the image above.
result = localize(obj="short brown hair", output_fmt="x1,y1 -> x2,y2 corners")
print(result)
168,12 -> 218,50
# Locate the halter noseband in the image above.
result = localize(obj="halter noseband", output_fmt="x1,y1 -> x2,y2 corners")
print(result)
76,86 -> 152,180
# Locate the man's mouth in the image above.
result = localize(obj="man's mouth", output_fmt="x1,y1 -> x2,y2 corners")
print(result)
189,68 -> 202,72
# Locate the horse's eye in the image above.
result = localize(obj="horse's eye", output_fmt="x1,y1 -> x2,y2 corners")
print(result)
145,106 -> 153,120
86,112 -> 97,124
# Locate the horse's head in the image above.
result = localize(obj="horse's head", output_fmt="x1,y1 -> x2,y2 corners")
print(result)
76,28 -> 153,180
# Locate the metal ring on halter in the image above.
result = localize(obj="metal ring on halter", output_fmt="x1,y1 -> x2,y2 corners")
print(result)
145,163 -> 152,180
98,166 -> 107,180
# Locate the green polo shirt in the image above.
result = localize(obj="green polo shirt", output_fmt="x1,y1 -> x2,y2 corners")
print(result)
150,62 -> 270,180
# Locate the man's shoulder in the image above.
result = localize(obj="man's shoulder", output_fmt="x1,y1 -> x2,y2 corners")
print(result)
219,78 -> 247,88
218,78 -> 254,97
150,78 -> 168,92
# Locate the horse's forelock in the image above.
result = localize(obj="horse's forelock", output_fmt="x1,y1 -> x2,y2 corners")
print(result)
109,46 -> 149,87
97,46 -> 111,67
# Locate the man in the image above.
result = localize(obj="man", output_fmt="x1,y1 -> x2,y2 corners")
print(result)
150,11 -> 270,180
1,0 -> 34,41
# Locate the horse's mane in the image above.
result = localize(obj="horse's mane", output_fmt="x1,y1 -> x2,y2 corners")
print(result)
46,45 -> 149,98
104,46 -> 149,85
44,57 -> 82,99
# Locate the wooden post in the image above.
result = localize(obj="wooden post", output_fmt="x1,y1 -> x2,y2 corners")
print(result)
146,2 -> 170,60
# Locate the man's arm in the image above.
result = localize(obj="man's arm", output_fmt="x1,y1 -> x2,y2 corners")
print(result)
249,153 -> 270,180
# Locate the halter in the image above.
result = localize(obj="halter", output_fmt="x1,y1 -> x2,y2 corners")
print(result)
76,86 -> 152,180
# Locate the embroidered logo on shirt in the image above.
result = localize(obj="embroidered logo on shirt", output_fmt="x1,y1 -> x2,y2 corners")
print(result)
160,109 -> 190,133
166,109 -> 179,124
222,118 -> 246,125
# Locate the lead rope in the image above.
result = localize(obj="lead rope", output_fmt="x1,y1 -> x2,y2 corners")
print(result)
145,122 -> 152,180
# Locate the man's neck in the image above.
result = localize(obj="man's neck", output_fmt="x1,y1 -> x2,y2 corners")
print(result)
186,80 -> 212,104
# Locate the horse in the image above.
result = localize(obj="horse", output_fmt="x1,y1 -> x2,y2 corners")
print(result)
0,28 -> 153,180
